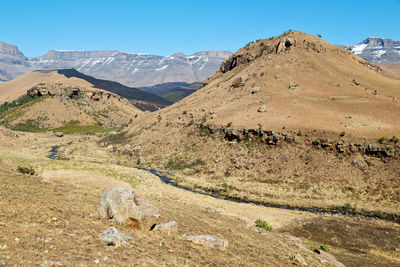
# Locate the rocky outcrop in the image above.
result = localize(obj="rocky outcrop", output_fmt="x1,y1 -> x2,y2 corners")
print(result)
27,83 -> 120,102
199,124 -> 400,158
98,187 -> 160,230
276,38 -> 296,53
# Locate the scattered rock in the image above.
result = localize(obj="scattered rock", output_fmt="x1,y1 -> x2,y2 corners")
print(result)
99,227 -> 132,247
153,221 -> 178,235
251,87 -> 261,94
0,244 -> 7,250
98,187 -> 160,230
211,114 -> 218,119
294,253 -> 307,266
0,260 -> 7,267
40,260 -> 65,267
105,145 -> 114,153
94,259 -> 100,264
133,145 -> 142,152
231,76 -> 243,87
103,256 -> 109,261
352,79 -> 360,86
136,156 -> 146,165
201,206 -> 223,213
258,105 -> 267,112
336,83 -> 342,87
317,250 -> 345,267
184,235 -> 228,250
274,74 -> 280,79
64,147 -> 74,156
100,142 -> 107,147
0,222 -> 5,226
109,131 -> 118,135
289,82 -> 298,91
53,132 -> 64,138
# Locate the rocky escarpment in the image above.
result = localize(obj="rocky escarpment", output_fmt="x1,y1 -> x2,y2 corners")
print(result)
199,124 -> 400,158
27,83 -> 125,102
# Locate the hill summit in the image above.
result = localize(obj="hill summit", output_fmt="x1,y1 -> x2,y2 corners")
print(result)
138,31 -> 399,137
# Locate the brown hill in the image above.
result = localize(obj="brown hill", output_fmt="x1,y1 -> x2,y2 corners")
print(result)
134,31 -> 400,137
124,31 -> 400,222
0,69 -> 171,110
381,63 -> 400,81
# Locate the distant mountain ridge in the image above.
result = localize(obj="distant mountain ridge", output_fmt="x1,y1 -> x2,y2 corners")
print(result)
0,40 -> 232,87
345,37 -> 400,65
29,49 -> 231,87
0,41 -> 31,81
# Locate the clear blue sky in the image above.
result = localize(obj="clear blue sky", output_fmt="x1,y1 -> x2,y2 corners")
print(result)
1,0 -> 400,57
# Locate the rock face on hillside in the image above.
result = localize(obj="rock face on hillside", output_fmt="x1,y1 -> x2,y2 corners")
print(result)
28,50 -> 232,87
345,37 -> 400,65
0,41 -> 31,81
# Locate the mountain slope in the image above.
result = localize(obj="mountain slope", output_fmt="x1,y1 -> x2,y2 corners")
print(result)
0,69 -> 171,110
28,50 -> 232,87
345,37 -> 400,65
381,63 -> 400,80
123,31 -> 400,225
0,41 -> 31,81
137,82 -> 200,103
142,31 -> 400,137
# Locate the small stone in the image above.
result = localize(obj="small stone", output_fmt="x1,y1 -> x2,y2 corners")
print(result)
258,105 -> 267,112
102,256 -> 109,261
251,87 -> 261,94
40,260 -> 64,267
0,260 -> 7,267
14,238 -> 20,243
99,227 -> 132,247
105,145 -> 114,153
352,79 -> 360,86
94,259 -> 100,264
153,221 -> 178,235
294,253 -> 307,266
289,82 -> 298,91
136,156 -> 146,165
0,222 -> 5,226
42,178 -> 51,183
184,235 -> 228,250
52,217 -> 58,221
53,132 -> 64,138
0,244 -> 7,250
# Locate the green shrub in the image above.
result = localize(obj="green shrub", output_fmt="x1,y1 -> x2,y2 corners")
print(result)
231,82 -> 244,88
390,136 -> 399,143
378,137 -> 386,143
17,166 -> 35,175
320,244 -> 330,252
255,219 -> 272,232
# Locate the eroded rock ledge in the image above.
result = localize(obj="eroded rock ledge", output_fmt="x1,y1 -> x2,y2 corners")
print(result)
199,124 -> 399,158
27,83 -> 122,102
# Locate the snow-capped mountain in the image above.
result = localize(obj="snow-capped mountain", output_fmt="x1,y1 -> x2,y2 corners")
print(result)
28,50 -> 232,87
345,37 -> 400,65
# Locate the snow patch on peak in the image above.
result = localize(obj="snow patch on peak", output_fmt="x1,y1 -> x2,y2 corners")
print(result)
351,43 -> 368,55
373,49 -> 386,59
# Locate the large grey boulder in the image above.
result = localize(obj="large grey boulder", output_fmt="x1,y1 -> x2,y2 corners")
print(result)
99,227 -> 132,247
184,235 -> 228,250
98,187 -> 160,230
